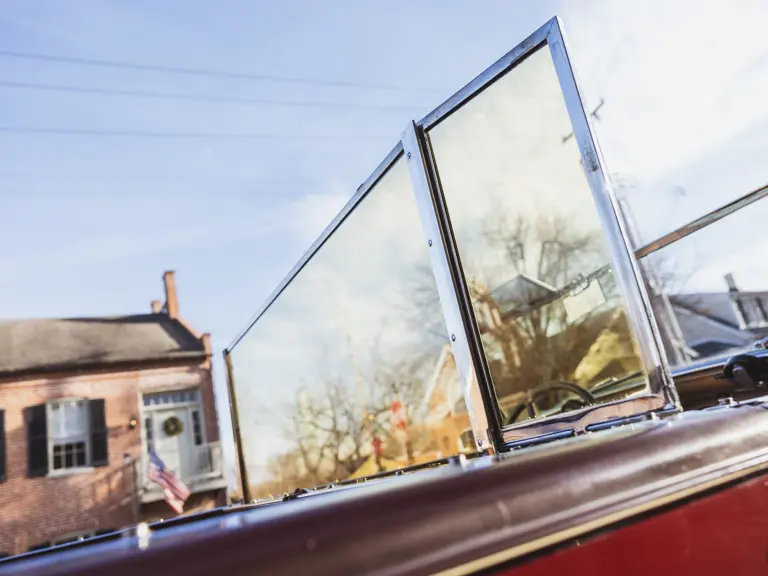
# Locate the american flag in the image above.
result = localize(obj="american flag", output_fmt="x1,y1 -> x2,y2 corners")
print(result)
148,449 -> 190,514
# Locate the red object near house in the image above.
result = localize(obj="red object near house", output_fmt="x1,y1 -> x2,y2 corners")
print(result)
390,400 -> 408,432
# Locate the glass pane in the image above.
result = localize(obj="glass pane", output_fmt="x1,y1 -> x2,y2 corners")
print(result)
64,444 -> 74,468
192,411 -> 203,445
49,405 -> 63,438
617,147 -> 768,252
641,197 -> 768,370
69,402 -> 87,436
53,446 -> 63,470
230,157 -> 467,498
427,46 -> 648,427
75,443 -> 86,467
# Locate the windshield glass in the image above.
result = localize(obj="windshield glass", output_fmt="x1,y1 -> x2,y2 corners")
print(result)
426,46 -> 649,425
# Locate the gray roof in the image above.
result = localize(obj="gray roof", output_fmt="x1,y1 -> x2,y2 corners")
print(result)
0,314 -> 206,377
671,305 -> 752,348
491,274 -> 558,315
672,293 -> 742,328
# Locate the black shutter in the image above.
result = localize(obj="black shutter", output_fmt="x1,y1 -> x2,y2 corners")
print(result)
25,404 -> 48,477
89,399 -> 108,467
0,410 -> 6,482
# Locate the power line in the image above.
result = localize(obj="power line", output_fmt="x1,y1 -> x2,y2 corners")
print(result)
0,80 -> 425,112
0,48 -> 441,93
562,98 -> 605,143
0,126 -> 392,140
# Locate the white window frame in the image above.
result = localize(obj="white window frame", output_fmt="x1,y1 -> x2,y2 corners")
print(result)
139,387 -> 207,452
46,398 -> 92,474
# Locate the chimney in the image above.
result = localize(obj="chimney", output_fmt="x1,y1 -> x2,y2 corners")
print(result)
163,271 -> 179,319
151,300 -> 163,314
201,333 -> 211,356
725,273 -> 739,293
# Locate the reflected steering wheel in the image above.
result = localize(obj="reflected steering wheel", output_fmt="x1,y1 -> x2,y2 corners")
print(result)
506,381 -> 597,426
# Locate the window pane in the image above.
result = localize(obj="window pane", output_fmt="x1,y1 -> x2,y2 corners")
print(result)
192,411 -> 203,445
64,444 -> 74,468
49,404 -> 63,437
144,388 -> 200,407
230,157 -> 466,498
53,446 -> 63,470
617,148 -> 768,252
641,197 -> 768,369
427,46 -> 648,426
75,443 -> 86,467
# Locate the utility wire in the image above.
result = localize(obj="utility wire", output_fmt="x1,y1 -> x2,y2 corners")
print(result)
0,126 -> 391,140
0,80 -> 425,112
0,49 -> 441,93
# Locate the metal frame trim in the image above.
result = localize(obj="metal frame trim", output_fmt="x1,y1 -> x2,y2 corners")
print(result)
634,181 -> 768,259
226,141 -> 404,351
223,349 -> 251,503
502,396 -> 662,443
419,19 -> 554,131
402,121 -> 498,452
546,17 -> 679,411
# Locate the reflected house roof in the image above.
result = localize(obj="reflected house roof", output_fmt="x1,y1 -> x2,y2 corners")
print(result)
0,314 -> 206,378
421,275 -> 559,414
668,278 -> 768,358
491,274 -> 558,318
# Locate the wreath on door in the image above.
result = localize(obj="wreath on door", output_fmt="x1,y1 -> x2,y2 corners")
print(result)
163,416 -> 184,437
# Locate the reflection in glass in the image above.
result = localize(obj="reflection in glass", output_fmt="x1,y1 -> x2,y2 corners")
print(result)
641,197 -> 768,369
229,158 -> 469,498
427,47 -> 648,426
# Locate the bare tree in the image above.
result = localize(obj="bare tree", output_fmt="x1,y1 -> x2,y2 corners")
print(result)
258,348 -> 435,493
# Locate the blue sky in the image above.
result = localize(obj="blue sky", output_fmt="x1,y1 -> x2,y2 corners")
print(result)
1,0 -> 767,486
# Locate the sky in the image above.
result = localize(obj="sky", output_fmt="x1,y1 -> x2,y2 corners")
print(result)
1,0 -> 767,488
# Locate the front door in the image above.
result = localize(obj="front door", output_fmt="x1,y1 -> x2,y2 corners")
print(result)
152,407 -> 192,479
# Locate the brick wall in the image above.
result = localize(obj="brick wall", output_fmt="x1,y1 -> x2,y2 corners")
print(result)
0,360 -> 220,556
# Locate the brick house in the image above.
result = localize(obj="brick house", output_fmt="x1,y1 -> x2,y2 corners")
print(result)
0,272 -> 226,557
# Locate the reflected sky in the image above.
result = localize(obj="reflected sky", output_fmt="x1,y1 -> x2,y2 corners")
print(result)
428,47 -> 608,288
230,158 -> 455,486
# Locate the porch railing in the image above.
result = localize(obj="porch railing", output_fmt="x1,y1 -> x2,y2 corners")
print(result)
141,441 -> 223,494
190,441 -> 223,481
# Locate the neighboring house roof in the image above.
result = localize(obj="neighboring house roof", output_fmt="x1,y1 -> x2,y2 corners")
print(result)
670,304 -> 752,349
673,291 -> 768,331
672,293 -> 742,329
0,314 -> 206,377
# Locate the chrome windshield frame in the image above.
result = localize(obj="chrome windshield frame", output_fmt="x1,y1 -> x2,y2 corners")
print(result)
227,16 -> 681,467
402,121 -> 498,452
412,16 -> 679,448
226,141 -> 403,352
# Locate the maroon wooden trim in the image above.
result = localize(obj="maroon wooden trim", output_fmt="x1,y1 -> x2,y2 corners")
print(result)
3,403 -> 768,575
